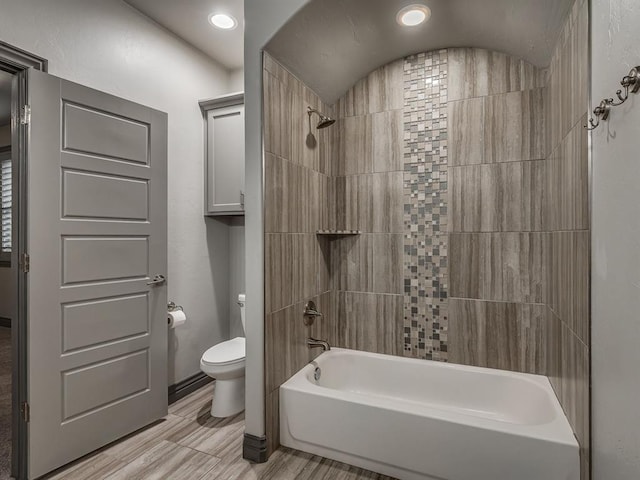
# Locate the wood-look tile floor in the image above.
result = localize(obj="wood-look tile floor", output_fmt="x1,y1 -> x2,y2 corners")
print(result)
46,384 -> 395,480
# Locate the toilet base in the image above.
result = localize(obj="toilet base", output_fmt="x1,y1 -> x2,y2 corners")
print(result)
211,376 -> 245,417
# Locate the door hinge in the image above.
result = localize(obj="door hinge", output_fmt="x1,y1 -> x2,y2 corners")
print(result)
20,105 -> 31,125
240,190 -> 245,207
21,402 -> 30,423
20,253 -> 30,273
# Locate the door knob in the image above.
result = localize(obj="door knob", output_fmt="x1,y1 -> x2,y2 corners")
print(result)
147,274 -> 166,286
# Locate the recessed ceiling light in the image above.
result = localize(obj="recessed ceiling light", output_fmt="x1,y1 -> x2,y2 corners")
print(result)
209,13 -> 237,30
397,5 -> 431,27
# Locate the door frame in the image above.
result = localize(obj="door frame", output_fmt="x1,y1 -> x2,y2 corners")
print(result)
0,41 -> 47,480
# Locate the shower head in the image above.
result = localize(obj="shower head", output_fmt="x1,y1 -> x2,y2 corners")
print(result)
307,106 -> 335,129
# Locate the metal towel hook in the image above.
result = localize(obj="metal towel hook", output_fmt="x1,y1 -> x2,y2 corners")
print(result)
586,66 -> 640,130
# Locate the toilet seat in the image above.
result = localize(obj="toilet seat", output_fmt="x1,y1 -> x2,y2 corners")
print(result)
201,337 -> 245,366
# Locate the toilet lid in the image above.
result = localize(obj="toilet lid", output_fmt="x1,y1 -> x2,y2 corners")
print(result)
202,337 -> 245,366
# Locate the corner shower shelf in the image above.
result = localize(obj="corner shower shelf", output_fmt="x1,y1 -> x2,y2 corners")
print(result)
316,230 -> 361,236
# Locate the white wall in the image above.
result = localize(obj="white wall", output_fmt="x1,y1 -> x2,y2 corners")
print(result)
229,68 -> 245,93
244,0 -> 309,440
592,0 -> 640,478
0,0 -> 238,384
229,217 -> 246,338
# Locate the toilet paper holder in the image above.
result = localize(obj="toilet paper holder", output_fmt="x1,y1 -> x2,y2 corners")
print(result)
168,301 -> 183,312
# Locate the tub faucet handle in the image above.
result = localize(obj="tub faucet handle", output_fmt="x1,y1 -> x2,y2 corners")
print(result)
303,300 -> 323,326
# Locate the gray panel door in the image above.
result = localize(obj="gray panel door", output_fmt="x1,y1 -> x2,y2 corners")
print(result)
25,69 -> 168,478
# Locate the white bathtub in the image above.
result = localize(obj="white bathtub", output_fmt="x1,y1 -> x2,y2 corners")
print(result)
280,348 -> 579,480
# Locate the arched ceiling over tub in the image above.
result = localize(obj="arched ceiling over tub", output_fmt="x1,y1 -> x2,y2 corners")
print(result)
266,0 -> 574,103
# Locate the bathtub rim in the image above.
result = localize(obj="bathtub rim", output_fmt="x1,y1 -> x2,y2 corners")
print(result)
281,347 -> 579,449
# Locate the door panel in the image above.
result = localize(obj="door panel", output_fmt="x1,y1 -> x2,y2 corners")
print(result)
63,101 -> 150,164
62,170 -> 149,220
61,293 -> 149,352
26,69 -> 167,478
61,236 -> 149,284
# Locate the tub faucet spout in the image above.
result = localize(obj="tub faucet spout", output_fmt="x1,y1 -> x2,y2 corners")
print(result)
307,337 -> 331,351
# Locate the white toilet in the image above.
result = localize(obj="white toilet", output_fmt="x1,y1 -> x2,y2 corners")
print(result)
200,293 -> 246,417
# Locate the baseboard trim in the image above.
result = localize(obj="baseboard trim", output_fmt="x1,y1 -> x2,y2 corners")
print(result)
243,433 -> 268,463
168,372 -> 213,405
0,317 -> 10,328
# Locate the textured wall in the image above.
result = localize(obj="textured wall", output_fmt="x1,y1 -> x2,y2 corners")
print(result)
262,52 -> 333,454
546,0 -> 590,478
591,0 -> 640,477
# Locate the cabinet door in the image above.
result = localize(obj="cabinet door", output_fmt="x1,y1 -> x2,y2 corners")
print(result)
206,103 -> 245,215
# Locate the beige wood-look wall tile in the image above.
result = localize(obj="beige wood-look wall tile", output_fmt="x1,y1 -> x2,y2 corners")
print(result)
335,174 -> 373,232
448,97 -> 484,166
265,304 -> 302,394
263,72 -> 291,160
484,89 -> 546,164
448,48 -> 546,102
372,234 -> 404,294
368,58 -> 405,113
289,79 -> 319,172
335,172 -> 403,233
371,172 -> 404,233
335,292 -> 403,355
317,118 -> 336,177
330,235 -> 373,292
547,56 -> 562,153
265,293 -> 332,394
263,52 -> 292,89
331,175 -> 344,231
448,48 -> 490,101
448,299 -> 549,374
450,160 -> 546,232
265,234 -> 294,313
572,2 -> 589,131
546,309 -> 563,392
336,76 -> 369,118
547,119 -> 589,231
338,115 -> 372,175
558,323 -> 590,479
550,231 -> 590,344
266,389 -> 280,456
449,232 -> 548,303
372,110 -> 404,172
266,233 -> 328,311
264,153 -> 287,234
337,59 -> 403,117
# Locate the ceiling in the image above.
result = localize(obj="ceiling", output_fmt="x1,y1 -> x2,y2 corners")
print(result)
266,0 -> 574,103
0,70 -> 12,125
125,0 -> 244,70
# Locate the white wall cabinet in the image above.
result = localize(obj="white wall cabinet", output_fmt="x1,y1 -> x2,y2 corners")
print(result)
200,93 -> 244,216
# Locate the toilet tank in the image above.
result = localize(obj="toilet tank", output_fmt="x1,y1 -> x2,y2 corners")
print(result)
238,294 -> 246,333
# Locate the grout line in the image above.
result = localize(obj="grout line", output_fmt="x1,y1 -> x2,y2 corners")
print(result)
449,297 -> 548,307
448,158 -> 547,168
447,85 -> 547,103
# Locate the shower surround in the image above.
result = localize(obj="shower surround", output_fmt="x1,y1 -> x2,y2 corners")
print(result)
264,0 -> 589,473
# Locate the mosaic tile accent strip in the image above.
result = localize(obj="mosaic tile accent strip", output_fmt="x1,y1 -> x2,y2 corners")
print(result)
403,50 -> 449,361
